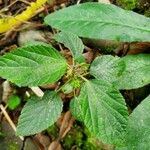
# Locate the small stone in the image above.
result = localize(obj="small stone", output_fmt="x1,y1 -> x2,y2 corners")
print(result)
23,138 -> 38,150
0,119 -> 23,150
18,30 -> 47,46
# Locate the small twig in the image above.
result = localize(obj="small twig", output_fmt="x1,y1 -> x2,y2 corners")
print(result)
25,91 -> 30,97
77,73 -> 88,82
0,0 -> 18,13
0,104 -> 24,141
30,87 -> 44,97
19,0 -> 31,5
77,0 -> 81,5
98,0 -> 111,4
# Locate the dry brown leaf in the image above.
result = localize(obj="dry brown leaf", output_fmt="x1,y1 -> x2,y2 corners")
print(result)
48,140 -> 62,150
128,42 -> 150,54
59,111 -> 74,139
84,50 -> 94,63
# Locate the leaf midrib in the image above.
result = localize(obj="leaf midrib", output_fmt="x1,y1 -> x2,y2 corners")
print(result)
86,82 -> 120,140
50,19 -> 150,33
0,60 -> 65,69
87,81 -> 127,121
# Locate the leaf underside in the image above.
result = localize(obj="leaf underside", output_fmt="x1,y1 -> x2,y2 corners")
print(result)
70,79 -> 128,146
44,2 -> 150,42
0,44 -> 67,86
16,91 -> 63,136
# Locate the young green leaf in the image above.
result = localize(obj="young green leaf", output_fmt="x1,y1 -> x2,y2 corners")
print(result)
114,54 -> 150,89
44,3 -> 150,42
16,91 -> 63,136
70,79 -> 128,146
125,95 -> 150,149
90,55 -> 125,84
62,82 -> 73,94
54,31 -> 85,63
0,44 -> 67,86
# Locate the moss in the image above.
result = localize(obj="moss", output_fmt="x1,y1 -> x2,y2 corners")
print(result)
0,132 -> 4,137
47,124 -> 59,138
62,125 -> 83,149
144,9 -> 150,17
8,143 -> 19,150
102,45 -> 117,54
116,0 -> 138,10
61,123 -> 102,150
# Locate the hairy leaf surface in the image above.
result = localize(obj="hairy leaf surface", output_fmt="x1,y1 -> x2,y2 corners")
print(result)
125,95 -> 150,149
71,79 -> 128,145
70,97 -> 83,121
90,55 -> 125,83
44,3 -> 150,42
0,44 -> 67,86
114,54 -> 150,89
54,31 -> 84,62
16,91 -> 63,136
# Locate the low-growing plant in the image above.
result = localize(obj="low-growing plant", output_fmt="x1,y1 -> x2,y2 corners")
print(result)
0,2 -> 150,149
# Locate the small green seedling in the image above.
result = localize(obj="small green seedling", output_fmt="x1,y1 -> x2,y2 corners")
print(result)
7,95 -> 21,110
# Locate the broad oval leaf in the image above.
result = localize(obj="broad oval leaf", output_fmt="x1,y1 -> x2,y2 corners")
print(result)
16,91 -> 63,136
90,55 -> 125,83
70,79 -> 128,145
54,31 -> 85,63
125,95 -> 150,149
44,3 -> 150,42
114,54 -> 150,89
0,44 -> 67,86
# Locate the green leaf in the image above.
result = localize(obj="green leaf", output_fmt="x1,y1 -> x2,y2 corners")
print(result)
70,97 -> 83,122
125,95 -> 150,149
62,82 -> 73,94
44,2 -> 150,42
0,44 -> 67,86
7,95 -> 21,110
16,91 -> 63,136
90,55 -> 125,84
70,79 -> 128,145
54,31 -> 85,63
114,54 -> 150,89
